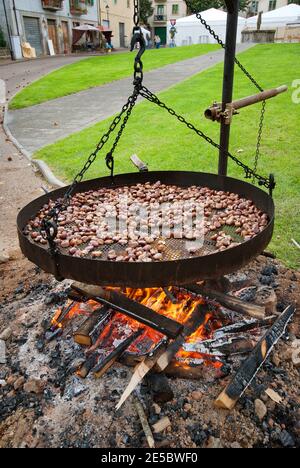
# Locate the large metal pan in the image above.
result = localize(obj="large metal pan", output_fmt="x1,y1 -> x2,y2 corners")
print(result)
17,171 -> 275,288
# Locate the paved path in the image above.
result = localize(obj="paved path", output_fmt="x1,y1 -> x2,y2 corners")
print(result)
6,44 -> 252,154
0,53 -> 119,97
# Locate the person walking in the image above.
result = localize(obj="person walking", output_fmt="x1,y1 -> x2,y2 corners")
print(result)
154,34 -> 161,49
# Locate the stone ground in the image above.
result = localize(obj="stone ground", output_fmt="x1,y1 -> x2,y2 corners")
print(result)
6,45 -> 252,154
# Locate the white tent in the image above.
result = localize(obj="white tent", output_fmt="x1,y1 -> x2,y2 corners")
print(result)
246,4 -> 300,29
174,8 -> 246,47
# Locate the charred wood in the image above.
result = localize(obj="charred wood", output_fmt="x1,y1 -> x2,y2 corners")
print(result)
72,282 -> 183,339
116,303 -> 210,409
92,329 -> 144,378
215,305 -> 295,410
184,284 -> 265,319
73,306 -> 113,346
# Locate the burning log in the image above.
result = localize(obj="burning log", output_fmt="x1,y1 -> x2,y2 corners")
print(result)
134,397 -> 155,449
73,306 -> 113,346
210,316 -> 276,337
116,303 -> 210,410
164,361 -> 228,380
215,305 -> 295,410
51,301 -> 77,329
92,329 -> 144,378
184,284 -> 265,320
184,335 -> 256,356
163,287 -> 178,304
72,282 -> 183,339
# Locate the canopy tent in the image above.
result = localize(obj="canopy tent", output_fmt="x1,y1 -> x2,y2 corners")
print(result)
174,8 -> 246,46
72,24 -> 101,48
73,25 -> 100,31
246,4 -> 300,29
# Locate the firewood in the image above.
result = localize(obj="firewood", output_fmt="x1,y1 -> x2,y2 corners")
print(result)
116,303 -> 210,410
184,334 -> 258,356
72,282 -> 183,339
211,316 -> 276,337
92,329 -> 144,378
73,306 -> 112,346
215,305 -> 295,410
116,345 -> 167,411
152,416 -> 171,434
77,353 -> 98,379
184,284 -> 265,320
134,397 -> 155,449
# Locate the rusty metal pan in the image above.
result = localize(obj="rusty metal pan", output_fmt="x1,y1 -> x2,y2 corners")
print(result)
17,171 -> 275,287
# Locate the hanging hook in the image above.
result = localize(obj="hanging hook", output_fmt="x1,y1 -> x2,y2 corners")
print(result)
131,26 -> 146,60
131,26 -> 146,87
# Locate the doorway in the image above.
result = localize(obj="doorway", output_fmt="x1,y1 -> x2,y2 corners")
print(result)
23,17 -> 43,56
47,19 -> 59,54
119,22 -> 125,48
62,21 -> 70,54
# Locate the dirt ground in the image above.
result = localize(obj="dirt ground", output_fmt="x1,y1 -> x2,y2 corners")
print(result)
0,126 -> 47,258
0,246 -> 299,448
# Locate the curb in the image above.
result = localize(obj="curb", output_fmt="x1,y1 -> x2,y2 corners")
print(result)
3,104 -> 65,189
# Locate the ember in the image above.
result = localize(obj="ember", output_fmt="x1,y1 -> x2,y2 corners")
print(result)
49,284 -> 269,384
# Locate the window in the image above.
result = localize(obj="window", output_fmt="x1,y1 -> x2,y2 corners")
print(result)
172,4 -> 179,15
251,1 -> 259,13
268,0 -> 276,11
157,5 -> 165,15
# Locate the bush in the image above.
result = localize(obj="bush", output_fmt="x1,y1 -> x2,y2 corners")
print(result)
0,27 -> 7,48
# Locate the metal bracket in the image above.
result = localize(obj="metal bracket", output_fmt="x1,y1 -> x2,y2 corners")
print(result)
205,85 -> 288,124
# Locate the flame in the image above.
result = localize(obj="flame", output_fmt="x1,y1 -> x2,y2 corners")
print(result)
51,287 -> 227,369
51,299 -> 100,329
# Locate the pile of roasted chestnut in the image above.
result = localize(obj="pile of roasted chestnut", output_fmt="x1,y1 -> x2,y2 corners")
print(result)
25,181 -> 269,262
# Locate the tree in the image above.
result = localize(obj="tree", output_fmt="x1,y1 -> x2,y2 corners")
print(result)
140,0 -> 154,26
0,27 -> 7,48
185,0 -> 250,13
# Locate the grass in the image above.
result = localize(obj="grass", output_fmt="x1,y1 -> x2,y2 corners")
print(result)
35,44 -> 300,269
9,44 -> 219,109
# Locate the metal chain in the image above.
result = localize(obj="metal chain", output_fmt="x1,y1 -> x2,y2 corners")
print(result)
40,89 -> 140,243
40,0 -> 144,252
185,1 -> 266,174
253,100 -> 266,178
139,85 -> 273,190
106,89 -> 140,177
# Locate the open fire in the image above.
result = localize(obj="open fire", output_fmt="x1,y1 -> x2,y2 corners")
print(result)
48,285 -> 262,382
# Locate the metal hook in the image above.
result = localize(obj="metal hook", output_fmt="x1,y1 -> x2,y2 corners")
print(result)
130,26 -> 146,62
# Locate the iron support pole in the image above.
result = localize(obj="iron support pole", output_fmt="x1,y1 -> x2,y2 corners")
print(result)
218,0 -> 239,176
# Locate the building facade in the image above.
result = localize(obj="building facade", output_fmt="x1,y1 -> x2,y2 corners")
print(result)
0,0 -> 99,57
148,0 -> 187,45
0,0 -> 134,59
248,0 -> 290,15
99,0 -> 134,49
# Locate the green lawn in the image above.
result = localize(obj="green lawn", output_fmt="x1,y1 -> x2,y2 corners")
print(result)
9,45 -> 219,109
34,44 -> 300,269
